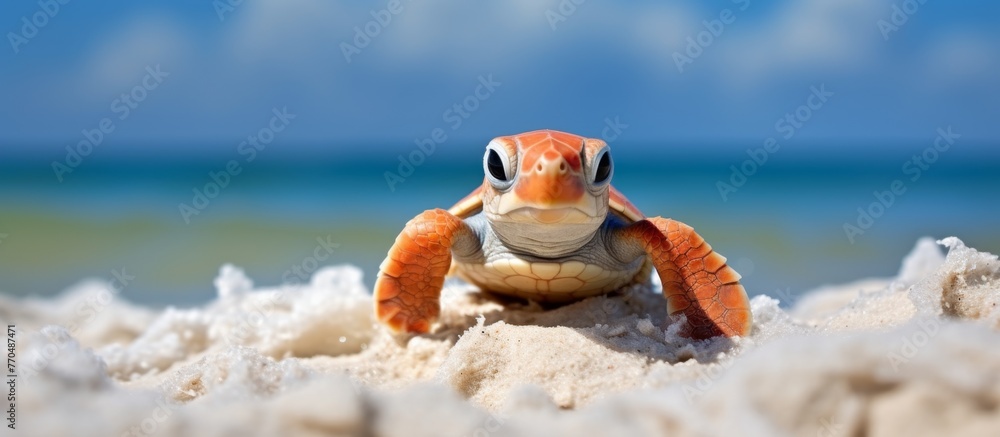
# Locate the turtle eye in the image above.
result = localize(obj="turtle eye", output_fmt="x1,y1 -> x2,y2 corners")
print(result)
487,149 -> 507,181
592,149 -> 613,185
483,144 -> 515,188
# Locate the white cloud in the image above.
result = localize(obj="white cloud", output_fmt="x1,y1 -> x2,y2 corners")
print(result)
713,0 -> 889,87
226,0 -> 346,65
373,0 -> 554,71
30,0 -> 999,143
631,3 -> 700,74
918,31 -> 998,90
82,15 -> 191,97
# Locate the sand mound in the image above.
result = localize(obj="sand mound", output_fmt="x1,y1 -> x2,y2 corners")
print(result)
3,237 -> 1000,436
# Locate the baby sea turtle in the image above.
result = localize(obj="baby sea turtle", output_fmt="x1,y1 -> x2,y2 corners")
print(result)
374,130 -> 751,339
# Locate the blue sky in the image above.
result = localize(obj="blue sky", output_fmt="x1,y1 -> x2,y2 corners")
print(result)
2,0 -> 998,157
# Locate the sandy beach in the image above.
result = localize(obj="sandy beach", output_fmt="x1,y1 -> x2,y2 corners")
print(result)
4,1 -> 999,436
2,236 -> 997,436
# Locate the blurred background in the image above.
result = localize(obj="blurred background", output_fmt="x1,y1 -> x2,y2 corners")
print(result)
1,0 -> 997,305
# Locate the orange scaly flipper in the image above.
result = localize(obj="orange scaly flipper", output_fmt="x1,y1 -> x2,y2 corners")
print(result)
622,217 -> 752,339
374,208 -> 475,333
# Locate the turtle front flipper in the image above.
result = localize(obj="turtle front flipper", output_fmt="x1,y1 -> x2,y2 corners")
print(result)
374,208 -> 478,333
613,217 -> 752,339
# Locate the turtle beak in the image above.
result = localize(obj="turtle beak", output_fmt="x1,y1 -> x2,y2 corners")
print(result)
512,152 -> 584,200
496,152 -> 599,221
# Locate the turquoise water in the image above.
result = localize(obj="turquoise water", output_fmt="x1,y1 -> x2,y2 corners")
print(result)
1,144 -> 997,306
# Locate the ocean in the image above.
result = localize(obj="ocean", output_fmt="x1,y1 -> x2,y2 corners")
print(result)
1,143 -> 997,306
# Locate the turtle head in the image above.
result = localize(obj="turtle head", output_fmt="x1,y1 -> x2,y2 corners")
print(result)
480,130 -> 613,257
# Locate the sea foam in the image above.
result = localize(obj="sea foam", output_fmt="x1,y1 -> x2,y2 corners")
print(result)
3,237 -> 999,436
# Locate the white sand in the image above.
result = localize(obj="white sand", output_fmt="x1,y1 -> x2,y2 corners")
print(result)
3,237 -> 1000,436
